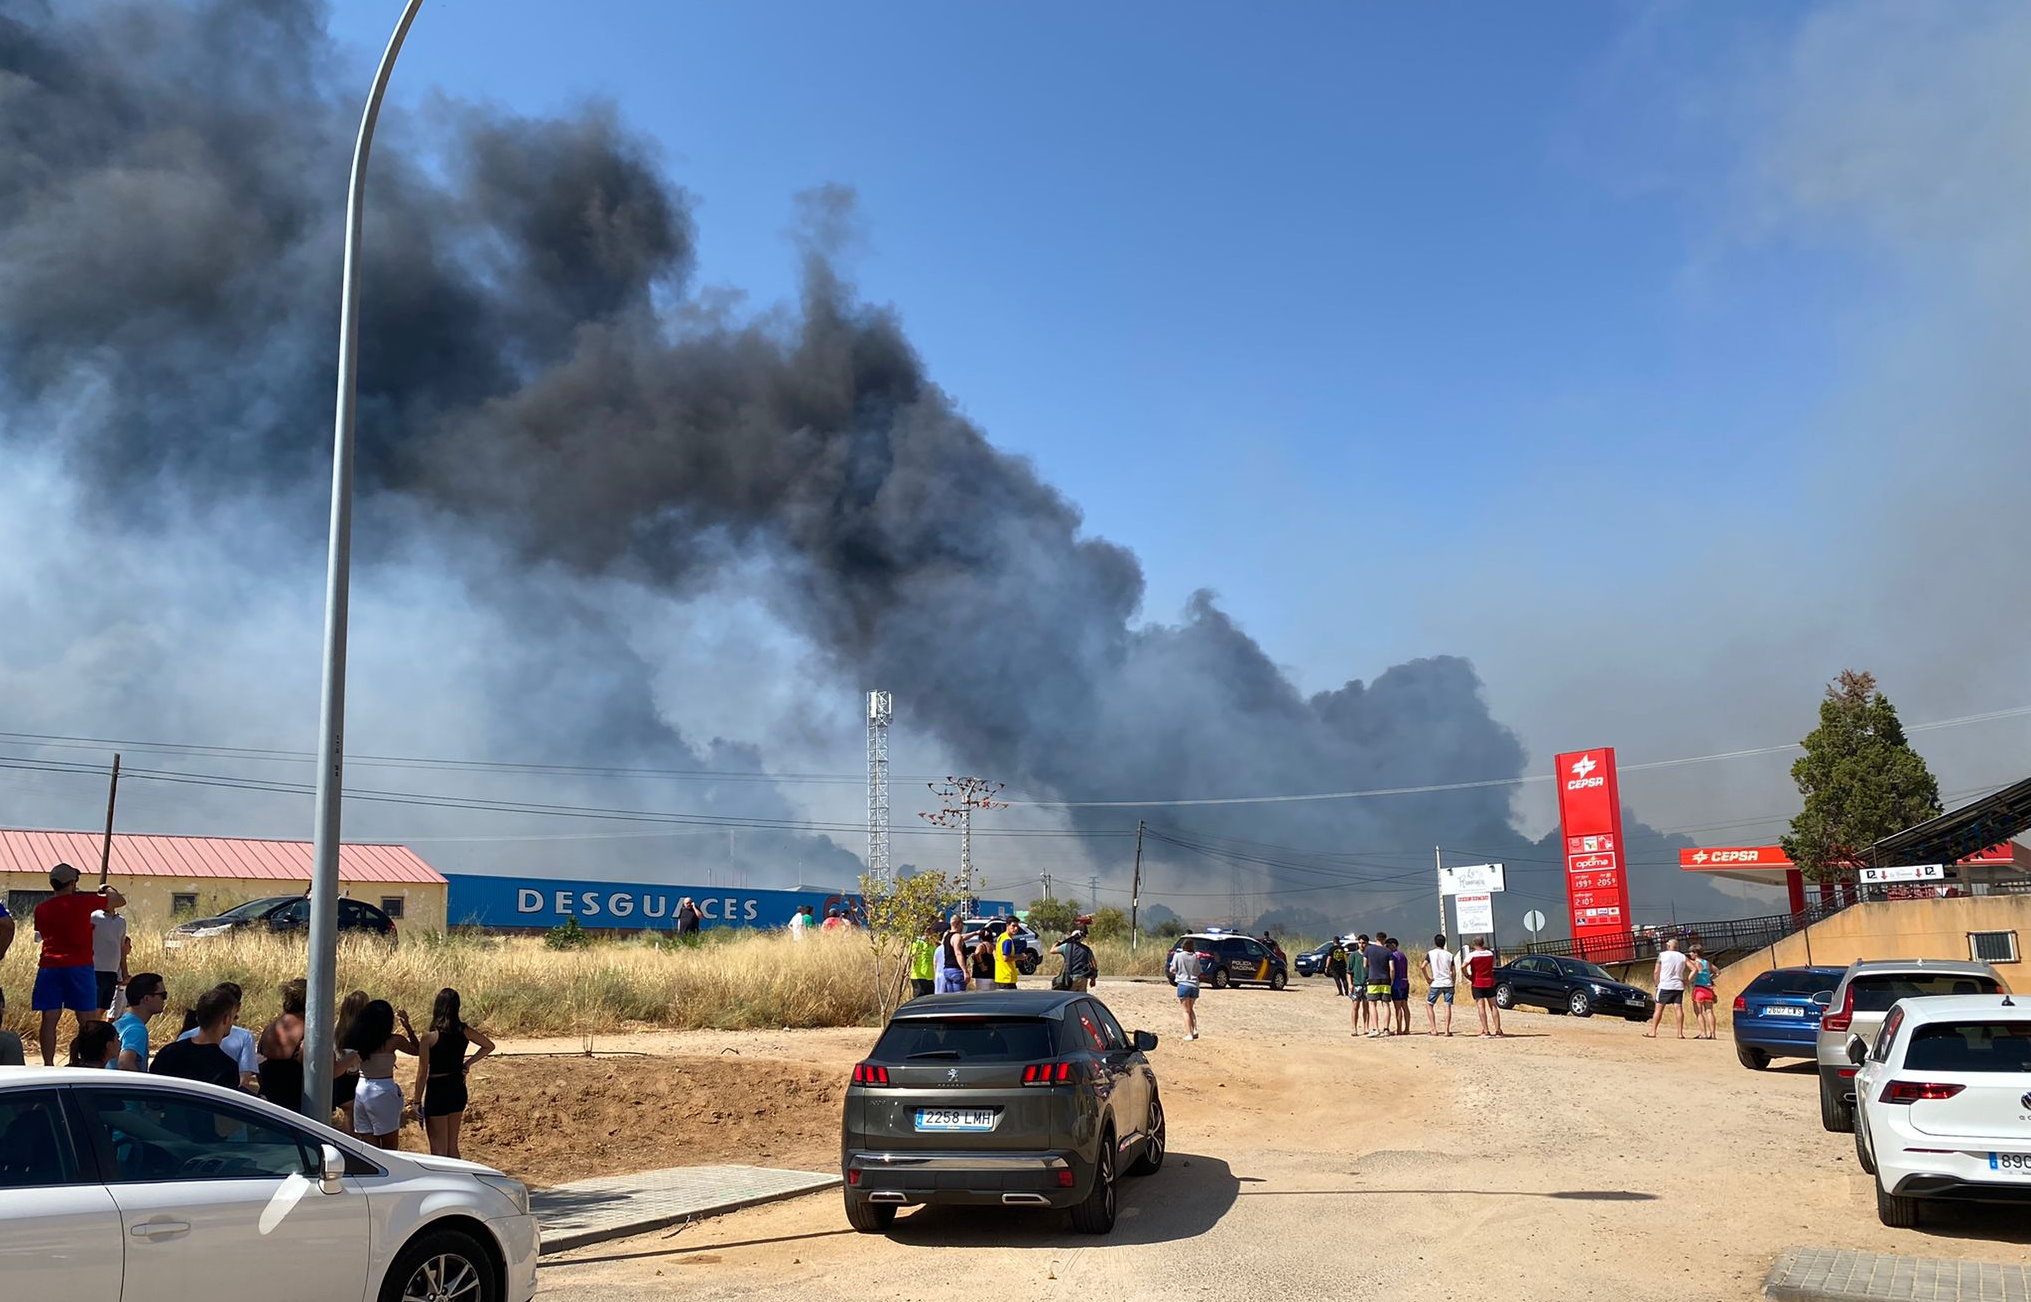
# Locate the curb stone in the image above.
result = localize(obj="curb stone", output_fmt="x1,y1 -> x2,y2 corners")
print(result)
533,1164 -> 841,1255
1766,1246 -> 2031,1302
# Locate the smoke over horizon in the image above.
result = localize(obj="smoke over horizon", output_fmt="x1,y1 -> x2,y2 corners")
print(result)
0,0 -> 1747,932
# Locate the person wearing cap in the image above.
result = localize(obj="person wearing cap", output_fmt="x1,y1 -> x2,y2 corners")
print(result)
32,862 -> 125,1066
1053,929 -> 1097,993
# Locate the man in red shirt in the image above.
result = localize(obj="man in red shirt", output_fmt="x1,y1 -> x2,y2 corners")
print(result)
32,863 -> 124,1066
1462,937 -> 1504,1039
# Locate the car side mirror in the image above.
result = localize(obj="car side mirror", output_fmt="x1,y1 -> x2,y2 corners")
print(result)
1810,990 -> 1833,1008
1845,1035 -> 1869,1067
1132,1030 -> 1159,1053
320,1143 -> 346,1195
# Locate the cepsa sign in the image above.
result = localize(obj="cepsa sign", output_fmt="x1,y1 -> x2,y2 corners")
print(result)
1555,749 -> 1634,957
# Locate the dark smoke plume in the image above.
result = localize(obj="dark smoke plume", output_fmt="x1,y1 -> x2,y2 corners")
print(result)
0,1 -> 1735,928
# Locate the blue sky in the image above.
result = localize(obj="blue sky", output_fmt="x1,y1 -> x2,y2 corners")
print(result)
315,2 -> 2031,838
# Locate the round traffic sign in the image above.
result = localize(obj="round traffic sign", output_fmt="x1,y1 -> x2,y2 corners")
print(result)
1522,909 -> 1548,934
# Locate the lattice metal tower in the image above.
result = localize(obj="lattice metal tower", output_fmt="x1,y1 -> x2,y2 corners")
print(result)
866,691 -> 893,883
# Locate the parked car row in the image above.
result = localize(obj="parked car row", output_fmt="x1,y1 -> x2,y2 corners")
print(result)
1728,956 -> 2024,1229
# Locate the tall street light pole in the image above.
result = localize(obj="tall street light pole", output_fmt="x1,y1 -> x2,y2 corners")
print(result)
304,0 -> 427,1120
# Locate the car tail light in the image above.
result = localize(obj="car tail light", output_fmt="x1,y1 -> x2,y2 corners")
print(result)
1732,996 -> 1747,1014
1822,986 -> 1856,1033
1021,1061 -> 1078,1086
846,1168 -> 861,1185
1880,1081 -> 1965,1104
851,1063 -> 890,1086
1056,1169 -> 1076,1187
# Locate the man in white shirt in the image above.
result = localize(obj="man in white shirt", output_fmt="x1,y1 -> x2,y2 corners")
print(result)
90,898 -> 131,1020
1646,939 -> 1688,1039
788,905 -> 813,941
176,980 -> 260,1091
1422,933 -> 1458,1037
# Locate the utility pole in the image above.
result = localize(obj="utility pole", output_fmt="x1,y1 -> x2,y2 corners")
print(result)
97,753 -> 121,887
1087,874 -> 1098,909
306,0 -> 425,1124
919,776 -> 1005,913
1435,845 -> 1446,937
1040,872 -> 1053,901
1129,820 -> 1145,949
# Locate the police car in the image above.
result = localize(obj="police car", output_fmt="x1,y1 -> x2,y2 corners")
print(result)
1167,930 -> 1288,990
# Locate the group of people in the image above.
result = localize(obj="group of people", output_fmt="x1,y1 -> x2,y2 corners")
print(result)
902,916 -> 1043,996
1645,937 -> 1719,1039
786,904 -> 860,938
0,859 -> 494,1157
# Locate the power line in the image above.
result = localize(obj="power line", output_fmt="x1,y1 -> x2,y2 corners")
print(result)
1003,704 -> 2031,808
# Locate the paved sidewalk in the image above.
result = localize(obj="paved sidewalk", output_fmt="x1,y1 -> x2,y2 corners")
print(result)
1767,1247 -> 2031,1302
533,1165 -> 840,1254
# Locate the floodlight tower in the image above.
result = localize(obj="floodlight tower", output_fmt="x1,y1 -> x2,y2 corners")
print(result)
867,691 -> 893,884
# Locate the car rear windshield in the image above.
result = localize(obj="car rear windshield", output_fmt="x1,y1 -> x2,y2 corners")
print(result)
873,1018 -> 1057,1063
1850,973 -> 2002,1012
1746,970 -> 1841,997
1904,1021 -> 2031,1073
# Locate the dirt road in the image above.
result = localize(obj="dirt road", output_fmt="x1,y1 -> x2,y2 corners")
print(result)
530,977 -> 2031,1300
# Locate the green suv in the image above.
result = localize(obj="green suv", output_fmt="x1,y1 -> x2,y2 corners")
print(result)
840,990 -> 1166,1235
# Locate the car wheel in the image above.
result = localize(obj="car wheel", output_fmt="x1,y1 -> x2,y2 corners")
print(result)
1736,1044 -> 1770,1071
1269,971 -> 1287,991
1017,955 -> 1039,976
844,1191 -> 897,1233
1875,1178 -> 1920,1229
1567,991 -> 1594,1018
1069,1135 -> 1118,1234
379,1228 -> 499,1302
1819,1071 -> 1854,1133
1210,967 -> 1231,990
1494,984 -> 1515,1010
1855,1120 -> 1877,1176
1127,1095 -> 1166,1176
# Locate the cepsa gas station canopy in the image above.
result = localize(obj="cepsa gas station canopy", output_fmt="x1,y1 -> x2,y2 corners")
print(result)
1679,842 -> 2028,911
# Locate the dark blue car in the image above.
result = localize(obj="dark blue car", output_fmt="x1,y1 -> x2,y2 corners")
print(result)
1731,965 -> 1843,1070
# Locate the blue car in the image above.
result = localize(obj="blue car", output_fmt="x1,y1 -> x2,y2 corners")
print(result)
1731,965 -> 1843,1070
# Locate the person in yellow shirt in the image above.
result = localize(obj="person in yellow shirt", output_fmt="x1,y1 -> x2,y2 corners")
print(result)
993,921 -> 1022,989
907,924 -> 939,1000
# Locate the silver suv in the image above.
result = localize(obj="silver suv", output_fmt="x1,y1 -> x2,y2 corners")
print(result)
1815,958 -> 2006,1133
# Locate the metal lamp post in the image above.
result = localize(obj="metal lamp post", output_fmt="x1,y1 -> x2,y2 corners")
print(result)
303,0 -> 427,1120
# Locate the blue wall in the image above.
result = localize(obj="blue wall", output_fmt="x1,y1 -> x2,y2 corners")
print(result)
445,873 -> 1013,932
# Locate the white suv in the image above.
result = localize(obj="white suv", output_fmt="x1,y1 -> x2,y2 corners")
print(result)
1846,995 -> 2031,1227
0,1067 -> 538,1302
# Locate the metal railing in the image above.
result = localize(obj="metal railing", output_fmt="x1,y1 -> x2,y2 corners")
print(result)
1521,900 -> 1852,965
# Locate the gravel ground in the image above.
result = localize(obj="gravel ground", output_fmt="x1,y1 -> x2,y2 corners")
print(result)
533,974 -> 2031,1301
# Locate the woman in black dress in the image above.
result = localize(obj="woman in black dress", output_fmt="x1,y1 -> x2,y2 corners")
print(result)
414,987 -> 494,1159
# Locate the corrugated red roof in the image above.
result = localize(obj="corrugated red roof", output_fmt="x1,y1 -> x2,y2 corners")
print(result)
0,829 -> 444,885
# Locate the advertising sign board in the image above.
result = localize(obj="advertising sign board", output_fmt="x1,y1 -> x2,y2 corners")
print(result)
1856,864 -> 1946,885
1438,863 -> 1506,896
1454,892 -> 1494,934
1555,748 -> 1633,957
445,874 -> 1013,932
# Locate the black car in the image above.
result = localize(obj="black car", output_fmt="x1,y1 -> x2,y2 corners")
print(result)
841,990 -> 1164,1235
1294,942 -> 1334,978
164,894 -> 398,947
1492,954 -> 1653,1020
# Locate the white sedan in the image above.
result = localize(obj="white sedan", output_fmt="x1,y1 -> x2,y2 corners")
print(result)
0,1067 -> 538,1302
1848,994 -> 2031,1227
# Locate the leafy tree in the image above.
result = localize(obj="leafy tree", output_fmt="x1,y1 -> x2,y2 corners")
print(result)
1782,671 -> 1943,883
1026,896 -> 1080,936
860,870 -> 960,1019
1088,905 -> 1128,941
1151,916 -> 1189,939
